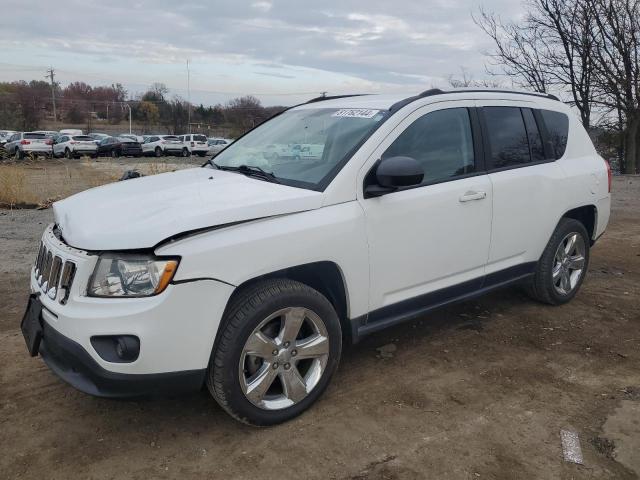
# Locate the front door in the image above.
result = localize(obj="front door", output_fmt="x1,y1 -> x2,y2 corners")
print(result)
359,104 -> 493,322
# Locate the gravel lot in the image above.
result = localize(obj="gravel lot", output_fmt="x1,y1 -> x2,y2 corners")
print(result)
0,176 -> 638,479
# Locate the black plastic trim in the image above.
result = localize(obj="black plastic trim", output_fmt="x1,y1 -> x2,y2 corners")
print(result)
351,262 -> 536,339
39,320 -> 205,398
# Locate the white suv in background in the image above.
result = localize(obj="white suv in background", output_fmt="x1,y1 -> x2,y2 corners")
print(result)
53,134 -> 98,158
142,135 -> 185,157
22,89 -> 610,426
180,134 -> 209,157
5,132 -> 52,158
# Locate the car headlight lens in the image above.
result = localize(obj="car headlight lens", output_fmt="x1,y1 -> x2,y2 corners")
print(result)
88,254 -> 179,297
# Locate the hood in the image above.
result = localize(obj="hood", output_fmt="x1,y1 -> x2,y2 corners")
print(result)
53,167 -> 323,250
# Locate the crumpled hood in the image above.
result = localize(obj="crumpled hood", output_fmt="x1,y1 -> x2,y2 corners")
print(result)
53,167 -> 323,250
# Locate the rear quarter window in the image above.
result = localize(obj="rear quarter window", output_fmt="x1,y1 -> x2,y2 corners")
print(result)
540,110 -> 569,159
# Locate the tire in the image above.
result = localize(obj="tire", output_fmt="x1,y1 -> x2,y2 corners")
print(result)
14,148 -> 23,160
181,148 -> 190,157
111,149 -> 118,158
64,148 -> 73,160
154,147 -> 162,158
207,279 -> 342,426
527,218 -> 590,305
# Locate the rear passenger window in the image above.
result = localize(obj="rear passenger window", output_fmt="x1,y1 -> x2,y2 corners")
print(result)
383,108 -> 475,185
522,109 -> 545,162
540,110 -> 569,159
483,107 -> 530,169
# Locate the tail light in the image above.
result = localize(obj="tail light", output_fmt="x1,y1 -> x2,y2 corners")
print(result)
605,158 -> 612,193
161,141 -> 167,144
20,139 -> 30,145
45,139 -> 52,145
70,141 -> 78,144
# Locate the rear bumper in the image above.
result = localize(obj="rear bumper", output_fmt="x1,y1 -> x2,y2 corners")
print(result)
40,319 -> 206,398
22,145 -> 51,153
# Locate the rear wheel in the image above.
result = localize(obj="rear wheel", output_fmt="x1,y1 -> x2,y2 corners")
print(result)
181,148 -> 190,157
527,218 -> 590,305
207,279 -> 342,426
154,147 -> 162,158
111,149 -> 118,158
64,148 -> 73,159
14,148 -> 23,160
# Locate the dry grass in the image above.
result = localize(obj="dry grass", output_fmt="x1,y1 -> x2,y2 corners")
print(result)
0,157 -> 195,208
0,165 -> 39,206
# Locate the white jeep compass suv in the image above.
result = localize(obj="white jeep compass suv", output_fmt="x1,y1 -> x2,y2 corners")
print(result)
22,89 -> 611,425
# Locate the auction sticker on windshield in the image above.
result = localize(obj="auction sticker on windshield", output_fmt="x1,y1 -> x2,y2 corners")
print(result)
332,109 -> 380,118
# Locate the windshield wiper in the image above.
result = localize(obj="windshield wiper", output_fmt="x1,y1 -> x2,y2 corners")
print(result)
216,164 -> 280,183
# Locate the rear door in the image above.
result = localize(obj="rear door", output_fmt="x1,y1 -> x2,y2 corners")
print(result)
477,101 -> 566,277
359,102 -> 493,318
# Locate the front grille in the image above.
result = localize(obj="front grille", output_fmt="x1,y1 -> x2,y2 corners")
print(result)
34,241 -> 76,303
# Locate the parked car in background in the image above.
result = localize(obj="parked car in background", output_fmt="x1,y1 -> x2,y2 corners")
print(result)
0,130 -> 17,145
207,138 -> 231,155
142,135 -> 184,157
119,133 -> 144,143
96,136 -> 143,158
59,129 -> 83,136
4,132 -> 52,158
180,134 -> 209,156
33,131 -> 61,142
53,135 -> 98,159
88,133 -> 110,144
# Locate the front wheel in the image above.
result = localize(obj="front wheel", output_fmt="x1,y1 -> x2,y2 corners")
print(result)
207,279 -> 342,426
527,218 -> 590,305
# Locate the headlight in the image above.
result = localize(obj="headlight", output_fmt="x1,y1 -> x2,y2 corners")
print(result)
88,254 -> 179,297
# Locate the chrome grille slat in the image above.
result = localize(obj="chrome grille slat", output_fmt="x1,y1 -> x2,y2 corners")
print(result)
33,234 -> 77,304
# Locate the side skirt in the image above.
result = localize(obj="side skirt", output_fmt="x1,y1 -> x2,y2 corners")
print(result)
350,263 -> 536,341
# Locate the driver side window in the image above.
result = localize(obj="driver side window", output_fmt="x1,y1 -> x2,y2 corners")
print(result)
383,108 -> 475,185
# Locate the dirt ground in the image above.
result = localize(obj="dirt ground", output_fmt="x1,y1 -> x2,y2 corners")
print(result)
0,176 -> 638,479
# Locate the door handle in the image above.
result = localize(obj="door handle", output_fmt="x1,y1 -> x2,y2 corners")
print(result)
459,190 -> 487,202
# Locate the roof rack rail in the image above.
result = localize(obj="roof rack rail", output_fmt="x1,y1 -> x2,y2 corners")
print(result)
389,88 -> 560,112
305,94 -> 369,104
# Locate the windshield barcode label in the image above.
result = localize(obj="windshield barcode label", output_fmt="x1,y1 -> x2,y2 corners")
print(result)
332,109 -> 380,119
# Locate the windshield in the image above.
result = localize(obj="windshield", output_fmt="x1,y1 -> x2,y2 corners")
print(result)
211,107 -> 387,189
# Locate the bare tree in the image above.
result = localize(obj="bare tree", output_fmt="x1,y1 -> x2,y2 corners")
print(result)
474,0 -> 596,128
474,7 -> 552,93
447,67 -> 506,88
587,0 -> 640,173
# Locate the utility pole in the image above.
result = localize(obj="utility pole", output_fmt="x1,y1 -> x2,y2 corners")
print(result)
46,67 -> 57,123
187,59 -> 191,133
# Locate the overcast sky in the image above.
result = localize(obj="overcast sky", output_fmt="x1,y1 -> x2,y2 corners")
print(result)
0,0 -> 525,106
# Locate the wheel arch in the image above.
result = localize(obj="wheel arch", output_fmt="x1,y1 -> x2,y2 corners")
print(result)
224,261 -> 352,344
561,204 -> 597,243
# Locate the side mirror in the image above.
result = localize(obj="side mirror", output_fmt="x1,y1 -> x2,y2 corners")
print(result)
365,156 -> 424,197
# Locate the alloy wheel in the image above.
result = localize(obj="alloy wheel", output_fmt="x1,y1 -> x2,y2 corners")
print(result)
552,232 -> 586,295
239,307 -> 330,410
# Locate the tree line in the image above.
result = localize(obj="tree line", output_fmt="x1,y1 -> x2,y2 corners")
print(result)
0,80 -> 285,137
475,0 -> 640,174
